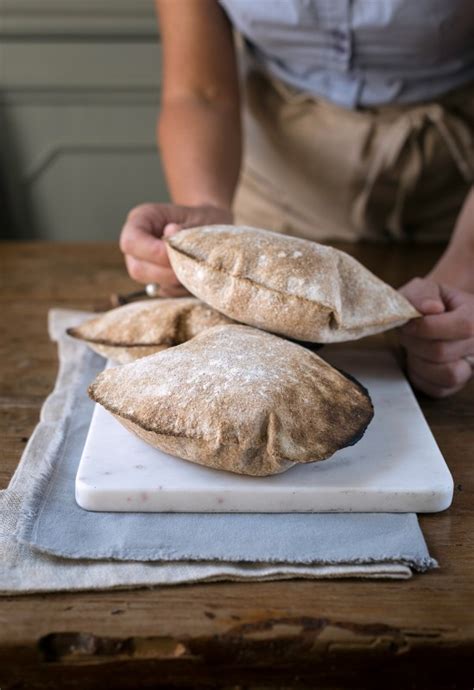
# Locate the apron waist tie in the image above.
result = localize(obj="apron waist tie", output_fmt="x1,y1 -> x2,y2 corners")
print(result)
352,102 -> 474,239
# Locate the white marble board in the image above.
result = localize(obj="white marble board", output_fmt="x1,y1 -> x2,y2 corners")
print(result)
76,350 -> 454,513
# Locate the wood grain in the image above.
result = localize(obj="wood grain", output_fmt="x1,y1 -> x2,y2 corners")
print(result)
0,242 -> 472,689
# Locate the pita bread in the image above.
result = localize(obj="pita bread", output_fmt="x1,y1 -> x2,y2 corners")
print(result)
88,325 -> 373,476
166,225 -> 420,343
67,297 -> 233,363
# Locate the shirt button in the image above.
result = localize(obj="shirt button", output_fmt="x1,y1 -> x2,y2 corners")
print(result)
332,29 -> 347,41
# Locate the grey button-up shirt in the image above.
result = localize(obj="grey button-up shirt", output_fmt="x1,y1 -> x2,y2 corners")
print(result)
219,0 -> 474,107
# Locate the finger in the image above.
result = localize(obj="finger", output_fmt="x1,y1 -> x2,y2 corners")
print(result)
163,223 -> 181,238
402,307 -> 474,340
437,282 -> 469,312
398,333 -> 474,363
126,203 -> 188,235
120,225 -> 172,268
406,353 -> 472,390
408,369 -> 466,399
399,277 -> 444,315
125,255 -> 181,286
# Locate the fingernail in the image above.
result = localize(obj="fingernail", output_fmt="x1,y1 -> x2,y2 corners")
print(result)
420,298 -> 444,314
164,223 -> 180,237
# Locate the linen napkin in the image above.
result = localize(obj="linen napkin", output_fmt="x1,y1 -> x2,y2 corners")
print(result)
0,309 -> 436,594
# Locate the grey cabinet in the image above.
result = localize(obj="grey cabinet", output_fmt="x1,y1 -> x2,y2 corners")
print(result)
0,0 -> 169,241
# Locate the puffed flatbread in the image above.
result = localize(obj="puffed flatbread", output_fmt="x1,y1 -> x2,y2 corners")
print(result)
67,297 -> 233,363
166,225 -> 420,343
88,325 -> 374,476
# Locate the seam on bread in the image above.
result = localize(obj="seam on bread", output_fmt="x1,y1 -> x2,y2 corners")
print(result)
88,359 -> 373,454
167,242 -> 416,330
67,329 -> 175,348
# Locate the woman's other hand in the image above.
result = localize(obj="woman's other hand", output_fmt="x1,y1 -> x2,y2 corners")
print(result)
119,202 -> 232,295
399,277 -> 474,397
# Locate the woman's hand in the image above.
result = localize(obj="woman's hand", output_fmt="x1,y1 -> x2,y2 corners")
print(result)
119,202 -> 232,295
399,277 -> 474,398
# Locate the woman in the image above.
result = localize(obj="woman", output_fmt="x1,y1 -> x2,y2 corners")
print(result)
120,0 -> 474,398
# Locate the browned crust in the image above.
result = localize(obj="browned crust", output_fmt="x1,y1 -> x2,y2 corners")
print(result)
167,242 -> 418,331
167,241 -> 337,321
88,349 -> 374,461
66,300 -> 232,348
114,414 -> 297,476
66,326 -> 176,348
89,380 -> 237,443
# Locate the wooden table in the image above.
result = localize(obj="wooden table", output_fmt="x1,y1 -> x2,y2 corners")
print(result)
0,242 -> 472,690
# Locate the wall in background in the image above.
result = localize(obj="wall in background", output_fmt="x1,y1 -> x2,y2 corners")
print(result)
0,0 -> 169,241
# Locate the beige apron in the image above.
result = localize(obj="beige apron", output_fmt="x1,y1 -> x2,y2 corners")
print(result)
233,70 -> 474,243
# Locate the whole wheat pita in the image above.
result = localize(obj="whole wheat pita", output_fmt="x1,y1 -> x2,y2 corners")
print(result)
67,297 -> 233,363
166,225 -> 419,343
88,325 -> 374,476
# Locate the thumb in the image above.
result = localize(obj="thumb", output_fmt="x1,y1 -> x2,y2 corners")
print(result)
163,223 -> 181,238
399,277 -> 445,316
